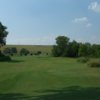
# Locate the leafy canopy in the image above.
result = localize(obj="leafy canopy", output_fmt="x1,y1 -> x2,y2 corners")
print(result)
0,22 -> 8,46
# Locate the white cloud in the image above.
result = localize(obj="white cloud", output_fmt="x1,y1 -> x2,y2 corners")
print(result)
86,23 -> 92,28
73,17 -> 88,23
73,17 -> 92,28
88,1 -> 100,13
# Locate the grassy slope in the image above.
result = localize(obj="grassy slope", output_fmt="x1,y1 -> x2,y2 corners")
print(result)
2,45 -> 52,53
0,56 -> 100,100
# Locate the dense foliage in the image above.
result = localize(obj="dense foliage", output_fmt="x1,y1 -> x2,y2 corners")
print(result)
3,47 -> 17,55
0,22 -> 8,46
52,36 -> 69,57
20,48 -> 30,56
52,36 -> 100,57
0,22 -> 11,61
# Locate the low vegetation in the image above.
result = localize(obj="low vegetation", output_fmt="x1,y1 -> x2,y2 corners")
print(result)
77,57 -> 89,63
20,48 -> 30,56
3,47 -> 17,55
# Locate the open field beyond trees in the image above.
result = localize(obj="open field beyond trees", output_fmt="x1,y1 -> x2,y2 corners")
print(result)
2,45 -> 52,54
0,56 -> 100,100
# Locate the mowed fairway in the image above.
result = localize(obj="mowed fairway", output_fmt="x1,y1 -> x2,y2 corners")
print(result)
0,56 -> 100,100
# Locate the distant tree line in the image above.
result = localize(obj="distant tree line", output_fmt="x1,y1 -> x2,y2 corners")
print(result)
52,36 -> 100,57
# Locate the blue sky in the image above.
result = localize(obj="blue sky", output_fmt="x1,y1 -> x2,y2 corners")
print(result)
0,0 -> 100,45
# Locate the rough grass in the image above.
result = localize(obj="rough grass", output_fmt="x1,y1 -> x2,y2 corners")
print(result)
0,56 -> 100,100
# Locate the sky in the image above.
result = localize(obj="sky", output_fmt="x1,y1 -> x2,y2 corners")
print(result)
0,0 -> 100,45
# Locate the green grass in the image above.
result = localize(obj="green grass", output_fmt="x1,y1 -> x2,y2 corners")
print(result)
0,56 -> 100,100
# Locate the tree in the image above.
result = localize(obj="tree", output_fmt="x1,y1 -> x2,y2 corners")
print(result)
52,36 -> 69,57
0,22 -> 11,61
0,22 -> 8,56
52,45 -> 60,57
20,48 -> 30,56
3,47 -> 17,55
0,22 -> 8,47
67,40 -> 79,57
92,44 -> 100,57
3,47 -> 11,55
56,36 -> 69,48
10,47 -> 17,54
78,43 -> 92,57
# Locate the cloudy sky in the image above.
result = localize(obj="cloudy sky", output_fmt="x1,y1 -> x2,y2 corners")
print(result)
0,0 -> 100,45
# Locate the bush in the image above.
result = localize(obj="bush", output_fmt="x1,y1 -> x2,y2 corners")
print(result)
88,60 -> 100,67
77,57 -> 89,63
10,53 -> 13,56
10,47 -> 17,54
37,51 -> 42,55
3,47 -> 17,55
3,47 -> 11,55
46,53 -> 48,55
30,53 -> 33,56
34,51 -> 42,55
20,48 -> 30,56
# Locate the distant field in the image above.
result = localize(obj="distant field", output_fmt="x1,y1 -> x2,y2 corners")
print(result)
2,45 -> 53,54
0,56 -> 100,100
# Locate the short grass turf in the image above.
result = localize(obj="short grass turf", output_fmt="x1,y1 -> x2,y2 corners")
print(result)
0,56 -> 100,100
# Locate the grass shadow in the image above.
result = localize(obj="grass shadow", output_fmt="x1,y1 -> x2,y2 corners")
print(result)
0,93 -> 34,100
34,86 -> 100,100
0,86 -> 100,100
10,60 -> 24,63
1,59 -> 25,63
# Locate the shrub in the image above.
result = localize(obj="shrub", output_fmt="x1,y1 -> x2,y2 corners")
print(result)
3,47 -> 11,55
20,48 -> 30,56
3,47 -> 18,56
30,53 -> 33,56
10,53 -> 13,56
37,51 -> 42,55
46,53 -> 48,55
10,47 -> 17,54
34,51 -> 42,55
88,60 -> 100,67
77,57 -> 89,63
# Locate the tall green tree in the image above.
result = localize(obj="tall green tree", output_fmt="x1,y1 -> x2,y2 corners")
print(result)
52,36 -> 69,57
0,22 -> 8,55
78,43 -> 92,57
67,40 -> 79,57
0,22 -> 8,46
92,44 -> 100,57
